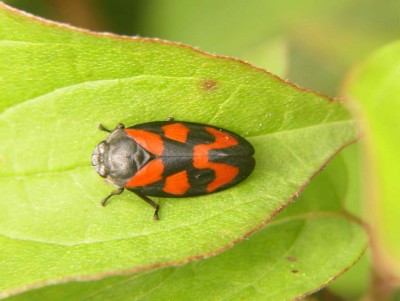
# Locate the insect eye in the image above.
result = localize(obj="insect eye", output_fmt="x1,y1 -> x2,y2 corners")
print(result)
98,141 -> 106,153
99,165 -> 107,177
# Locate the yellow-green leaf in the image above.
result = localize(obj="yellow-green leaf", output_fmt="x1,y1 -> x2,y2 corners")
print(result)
0,3 -> 360,296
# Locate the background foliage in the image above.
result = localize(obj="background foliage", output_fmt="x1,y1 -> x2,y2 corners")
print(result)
0,1 -> 399,300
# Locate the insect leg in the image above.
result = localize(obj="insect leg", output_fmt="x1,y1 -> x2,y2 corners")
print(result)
129,190 -> 160,221
101,187 -> 124,206
98,123 -> 125,132
98,124 -> 112,133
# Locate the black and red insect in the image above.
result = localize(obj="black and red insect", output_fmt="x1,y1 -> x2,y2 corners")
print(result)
91,119 -> 255,220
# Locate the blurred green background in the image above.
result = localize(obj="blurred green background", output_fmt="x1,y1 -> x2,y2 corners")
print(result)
4,0 -> 399,96
2,1 -> 399,300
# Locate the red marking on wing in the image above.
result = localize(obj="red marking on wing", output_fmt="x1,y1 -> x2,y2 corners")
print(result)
124,129 -> 164,155
205,126 -> 238,149
207,163 -> 239,192
162,123 -> 189,143
193,126 -> 239,192
163,170 -> 190,195
125,158 -> 164,187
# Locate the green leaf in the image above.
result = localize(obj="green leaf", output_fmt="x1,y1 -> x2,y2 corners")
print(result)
347,40 -> 400,277
2,142 -> 368,301
326,144 -> 371,300
3,216 -> 367,301
0,3 -> 358,296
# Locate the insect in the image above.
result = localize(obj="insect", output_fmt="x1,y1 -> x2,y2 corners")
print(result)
91,119 -> 255,220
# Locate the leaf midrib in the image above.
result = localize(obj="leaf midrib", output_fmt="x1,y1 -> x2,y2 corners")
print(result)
0,119 -> 353,179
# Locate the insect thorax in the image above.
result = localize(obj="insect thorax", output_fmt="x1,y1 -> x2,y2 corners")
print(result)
91,129 -> 152,187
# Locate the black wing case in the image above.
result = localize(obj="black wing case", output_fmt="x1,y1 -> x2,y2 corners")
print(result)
128,121 -> 255,197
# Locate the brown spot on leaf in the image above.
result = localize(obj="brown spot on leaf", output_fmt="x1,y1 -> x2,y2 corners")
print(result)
291,269 -> 299,274
287,256 -> 297,262
201,79 -> 217,91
